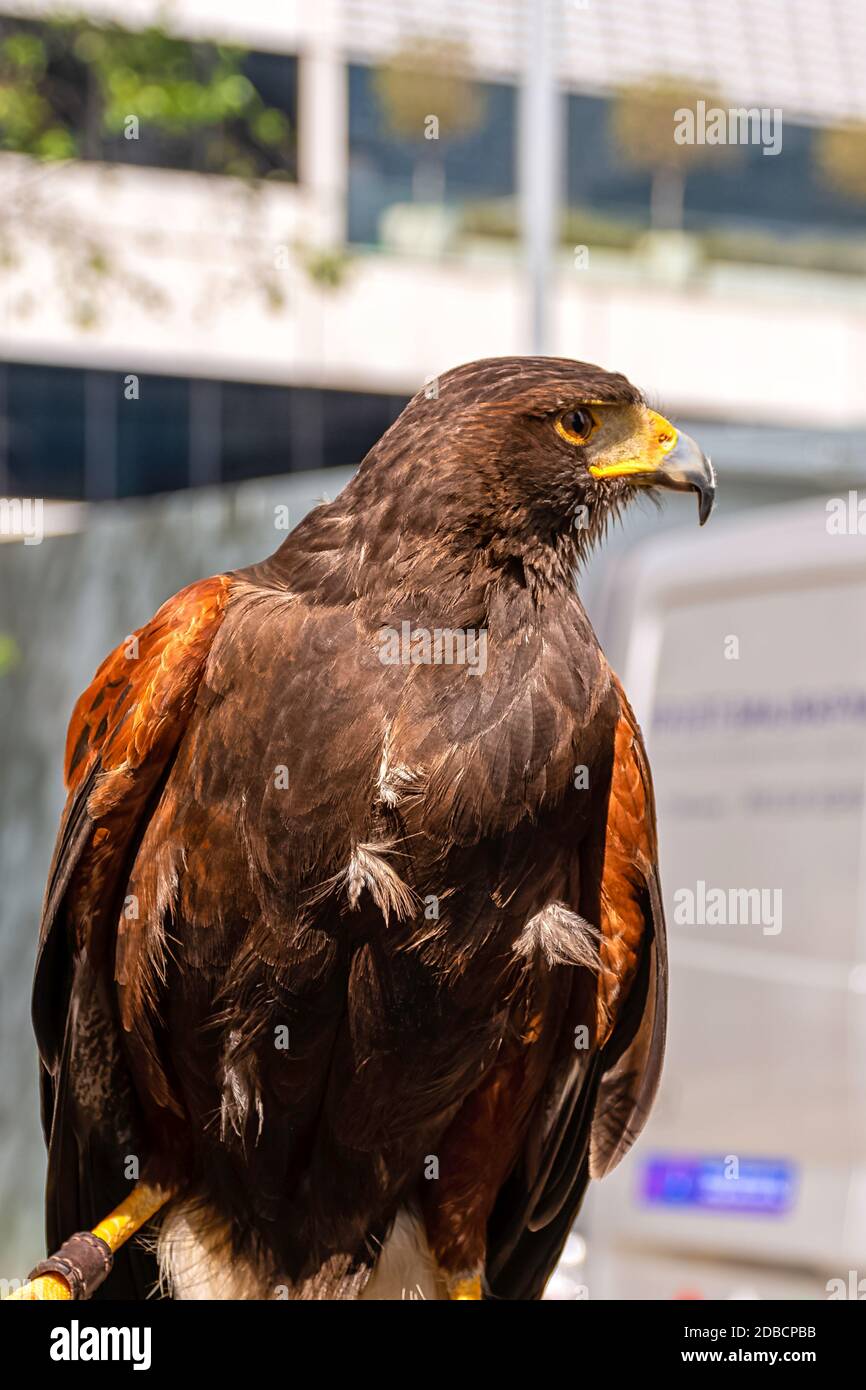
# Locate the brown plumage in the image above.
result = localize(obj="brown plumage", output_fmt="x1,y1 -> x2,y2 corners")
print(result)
33,356 -> 714,1299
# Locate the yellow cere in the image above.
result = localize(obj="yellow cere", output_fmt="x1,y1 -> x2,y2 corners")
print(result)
589,409 -> 679,479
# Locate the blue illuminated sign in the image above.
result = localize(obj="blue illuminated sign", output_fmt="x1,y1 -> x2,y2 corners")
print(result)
640,1155 -> 796,1215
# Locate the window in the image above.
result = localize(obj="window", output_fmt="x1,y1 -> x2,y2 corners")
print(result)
347,62 -> 516,245
5,364 -> 85,499
117,375 -> 190,496
567,93 -> 866,237
0,363 -> 408,500
0,15 -> 298,180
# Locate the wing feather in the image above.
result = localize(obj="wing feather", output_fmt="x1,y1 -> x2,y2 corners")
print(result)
485,673 -> 667,1299
32,575 -> 230,1291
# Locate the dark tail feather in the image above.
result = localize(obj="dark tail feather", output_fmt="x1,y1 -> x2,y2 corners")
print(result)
484,1053 -> 602,1301
483,1156 -> 591,1301
40,974 -> 161,1301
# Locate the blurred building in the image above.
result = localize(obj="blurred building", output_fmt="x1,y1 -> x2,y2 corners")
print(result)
1,0 -> 866,1296
1,0 -> 866,507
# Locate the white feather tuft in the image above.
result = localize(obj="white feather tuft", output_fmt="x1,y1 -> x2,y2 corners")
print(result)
344,842 -> 417,923
360,1207 -> 446,1301
514,902 -> 603,972
157,1201 -> 272,1300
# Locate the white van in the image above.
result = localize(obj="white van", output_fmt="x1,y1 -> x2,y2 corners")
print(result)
557,496 -> 866,1300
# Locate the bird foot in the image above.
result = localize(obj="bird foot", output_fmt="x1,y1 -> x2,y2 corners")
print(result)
447,1272 -> 483,1300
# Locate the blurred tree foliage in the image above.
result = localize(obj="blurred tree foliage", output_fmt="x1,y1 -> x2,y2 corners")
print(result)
816,123 -> 866,203
0,632 -> 21,675
373,37 -> 485,142
0,10 -> 317,328
611,80 -> 739,232
373,37 -> 485,201
0,14 -> 293,176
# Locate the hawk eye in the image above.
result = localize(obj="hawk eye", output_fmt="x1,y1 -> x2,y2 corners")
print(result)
555,408 -> 598,446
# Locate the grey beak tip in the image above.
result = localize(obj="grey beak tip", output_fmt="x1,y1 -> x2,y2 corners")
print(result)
697,455 -> 716,525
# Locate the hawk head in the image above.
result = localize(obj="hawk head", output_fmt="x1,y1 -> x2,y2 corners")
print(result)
375,357 -> 715,565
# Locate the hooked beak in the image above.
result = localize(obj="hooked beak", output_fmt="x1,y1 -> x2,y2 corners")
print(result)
589,410 -> 716,525
650,424 -> 717,526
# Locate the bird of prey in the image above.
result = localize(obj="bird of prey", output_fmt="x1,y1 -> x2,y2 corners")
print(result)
34,357 -> 714,1301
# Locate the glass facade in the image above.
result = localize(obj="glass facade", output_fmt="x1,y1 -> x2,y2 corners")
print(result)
347,62 -> 516,245
346,63 -> 866,244
0,363 -> 407,500
566,94 -> 866,236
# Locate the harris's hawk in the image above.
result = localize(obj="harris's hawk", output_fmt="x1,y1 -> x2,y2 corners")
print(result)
33,357 -> 714,1300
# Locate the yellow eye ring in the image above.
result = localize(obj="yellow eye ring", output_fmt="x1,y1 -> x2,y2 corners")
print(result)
555,408 -> 598,447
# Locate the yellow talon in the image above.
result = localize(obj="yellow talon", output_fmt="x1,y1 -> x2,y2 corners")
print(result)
3,1182 -> 169,1301
450,1274 -> 483,1300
